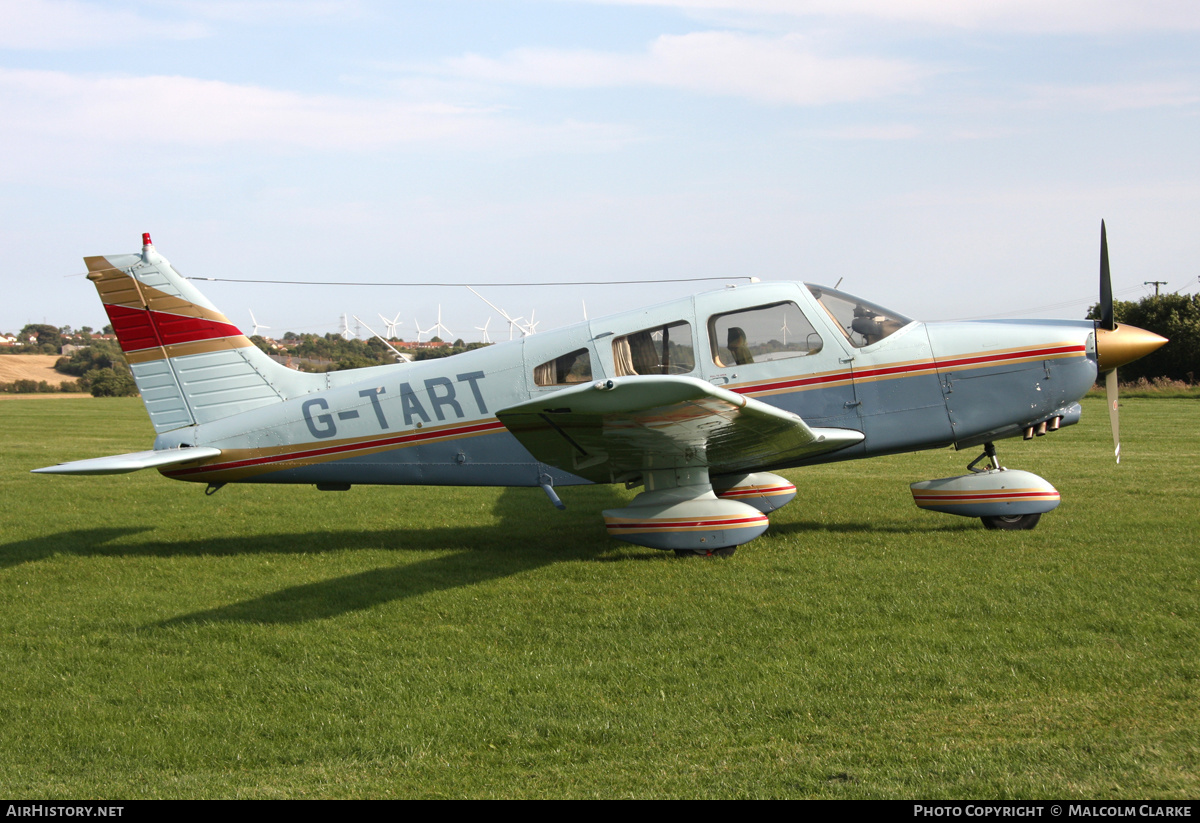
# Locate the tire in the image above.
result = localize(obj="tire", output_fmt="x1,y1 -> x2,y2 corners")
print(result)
980,513 -> 1042,531
673,547 -> 738,558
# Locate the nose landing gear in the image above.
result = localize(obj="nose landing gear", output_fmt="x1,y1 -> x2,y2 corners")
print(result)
910,441 -> 1060,530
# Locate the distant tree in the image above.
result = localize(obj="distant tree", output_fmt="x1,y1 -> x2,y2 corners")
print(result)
1088,292 -> 1200,382
102,324 -> 114,335
55,340 -> 123,376
86,366 -> 138,397
20,323 -> 62,353
332,355 -> 379,371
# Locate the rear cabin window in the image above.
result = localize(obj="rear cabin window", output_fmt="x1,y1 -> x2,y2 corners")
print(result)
612,321 -> 695,376
708,302 -> 822,367
533,348 -> 592,387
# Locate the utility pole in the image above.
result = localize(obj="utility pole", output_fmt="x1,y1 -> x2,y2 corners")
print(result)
1145,280 -> 1168,296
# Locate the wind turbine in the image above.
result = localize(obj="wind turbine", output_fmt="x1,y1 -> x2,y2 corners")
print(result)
779,312 -> 791,346
413,317 -> 436,343
430,305 -> 452,341
475,317 -> 492,344
466,287 -> 532,339
378,312 -> 403,340
525,308 -> 539,336
248,310 -> 271,338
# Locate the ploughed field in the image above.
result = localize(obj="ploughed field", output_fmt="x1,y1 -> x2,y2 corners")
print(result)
0,354 -> 80,389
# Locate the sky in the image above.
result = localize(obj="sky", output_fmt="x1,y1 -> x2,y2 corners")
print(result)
2,0 -> 1198,342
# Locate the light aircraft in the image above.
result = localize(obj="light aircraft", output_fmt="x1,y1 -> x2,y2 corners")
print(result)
35,228 -> 1166,556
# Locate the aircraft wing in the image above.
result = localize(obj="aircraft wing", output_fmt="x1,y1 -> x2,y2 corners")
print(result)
32,446 -> 222,476
496,375 -> 863,484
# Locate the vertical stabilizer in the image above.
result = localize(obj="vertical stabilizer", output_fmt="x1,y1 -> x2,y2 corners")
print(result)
86,234 -> 309,433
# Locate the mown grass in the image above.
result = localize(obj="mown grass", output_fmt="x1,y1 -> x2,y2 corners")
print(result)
0,396 -> 1196,798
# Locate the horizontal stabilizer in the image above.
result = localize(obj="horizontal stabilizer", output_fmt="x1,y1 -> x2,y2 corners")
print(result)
32,446 -> 222,476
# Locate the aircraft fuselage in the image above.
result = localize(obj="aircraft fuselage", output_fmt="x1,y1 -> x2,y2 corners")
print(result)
153,281 -> 1098,489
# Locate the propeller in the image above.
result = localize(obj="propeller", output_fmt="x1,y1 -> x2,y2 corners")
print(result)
1093,221 -> 1168,463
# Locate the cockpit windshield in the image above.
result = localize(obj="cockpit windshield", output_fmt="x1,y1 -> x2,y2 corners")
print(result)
805,284 -> 911,348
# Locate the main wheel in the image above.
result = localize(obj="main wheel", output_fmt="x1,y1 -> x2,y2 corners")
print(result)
981,513 -> 1041,531
673,547 -> 737,558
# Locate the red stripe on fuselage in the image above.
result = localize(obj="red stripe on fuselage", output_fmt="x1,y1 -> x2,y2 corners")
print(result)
732,343 -> 1087,396
165,418 -> 509,477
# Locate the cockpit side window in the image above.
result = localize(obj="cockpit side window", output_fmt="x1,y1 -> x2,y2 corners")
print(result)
612,321 -> 695,376
708,302 -> 822,367
806,285 -> 911,348
533,348 -> 592,387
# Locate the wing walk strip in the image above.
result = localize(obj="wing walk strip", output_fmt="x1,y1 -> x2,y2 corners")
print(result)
165,419 -> 508,480
732,343 -> 1086,397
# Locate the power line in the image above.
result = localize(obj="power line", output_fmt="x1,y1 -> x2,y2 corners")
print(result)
948,284 -> 1146,321
186,275 -> 759,287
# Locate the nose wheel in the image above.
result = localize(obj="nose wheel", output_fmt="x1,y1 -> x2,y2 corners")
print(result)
674,547 -> 738,558
968,442 -> 1045,531
980,513 -> 1042,531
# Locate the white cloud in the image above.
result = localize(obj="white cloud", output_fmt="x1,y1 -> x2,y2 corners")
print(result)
0,68 -> 469,149
803,123 -> 921,140
0,68 -> 638,154
1026,82 -> 1200,112
565,0 -> 1200,34
161,0 -> 362,25
0,0 -> 206,49
443,31 -> 929,105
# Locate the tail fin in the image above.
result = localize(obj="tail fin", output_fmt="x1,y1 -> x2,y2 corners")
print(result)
87,233 -> 317,433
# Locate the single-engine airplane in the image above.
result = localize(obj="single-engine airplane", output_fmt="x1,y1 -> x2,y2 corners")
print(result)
35,226 -> 1166,555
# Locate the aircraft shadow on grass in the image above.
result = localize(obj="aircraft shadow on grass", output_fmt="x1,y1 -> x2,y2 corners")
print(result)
4,486 -> 974,626
2,487 -> 612,625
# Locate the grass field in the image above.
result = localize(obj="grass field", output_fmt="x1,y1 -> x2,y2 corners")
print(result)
1,396 -> 1196,799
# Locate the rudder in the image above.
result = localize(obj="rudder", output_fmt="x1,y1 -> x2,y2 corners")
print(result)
87,233 -> 311,433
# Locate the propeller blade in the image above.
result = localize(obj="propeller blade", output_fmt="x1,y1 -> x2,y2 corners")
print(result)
1106,368 -> 1120,463
1099,220 -> 1115,331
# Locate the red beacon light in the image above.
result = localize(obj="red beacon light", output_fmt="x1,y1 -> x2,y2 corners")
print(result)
142,232 -> 153,247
